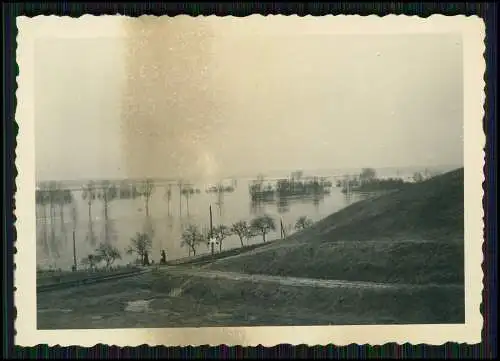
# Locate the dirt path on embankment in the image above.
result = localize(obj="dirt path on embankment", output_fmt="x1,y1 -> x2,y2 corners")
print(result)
161,266 -> 463,291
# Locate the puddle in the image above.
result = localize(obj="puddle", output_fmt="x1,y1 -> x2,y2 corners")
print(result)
212,312 -> 232,319
124,299 -> 153,312
38,308 -> 73,314
91,315 -> 103,320
168,288 -> 184,297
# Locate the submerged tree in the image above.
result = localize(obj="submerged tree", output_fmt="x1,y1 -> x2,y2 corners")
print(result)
57,189 -> 73,250
36,187 -> 50,257
82,181 -> 97,245
98,181 -> 118,244
46,181 -> 62,258
251,215 -> 276,243
180,224 -> 204,257
126,232 -> 153,265
230,220 -> 253,247
214,184 -> 225,216
138,179 -> 155,217
164,184 -> 173,217
295,216 -> 314,231
182,185 -> 196,216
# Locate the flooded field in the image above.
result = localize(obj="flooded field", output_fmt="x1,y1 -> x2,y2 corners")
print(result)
35,165 -> 453,270
36,176 -> 373,269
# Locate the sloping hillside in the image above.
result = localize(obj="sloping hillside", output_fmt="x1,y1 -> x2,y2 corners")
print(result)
210,168 -> 464,284
292,167 -> 464,242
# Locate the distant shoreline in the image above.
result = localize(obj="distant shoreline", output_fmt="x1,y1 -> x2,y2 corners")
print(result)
36,164 -> 462,188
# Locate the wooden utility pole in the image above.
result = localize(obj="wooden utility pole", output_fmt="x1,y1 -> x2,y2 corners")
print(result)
178,181 -> 183,216
71,205 -> 78,271
72,229 -> 77,271
209,205 -> 214,256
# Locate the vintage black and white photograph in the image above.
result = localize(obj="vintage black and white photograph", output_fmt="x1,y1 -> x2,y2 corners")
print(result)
15,15 -> 485,346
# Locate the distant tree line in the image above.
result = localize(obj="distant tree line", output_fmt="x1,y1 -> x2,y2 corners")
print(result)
342,168 -> 416,194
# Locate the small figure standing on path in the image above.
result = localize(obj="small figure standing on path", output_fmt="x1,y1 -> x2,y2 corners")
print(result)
160,250 -> 167,264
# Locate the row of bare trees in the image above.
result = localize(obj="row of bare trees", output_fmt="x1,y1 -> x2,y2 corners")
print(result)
179,214 -> 314,257
38,178 -> 237,260
78,214 -> 315,270
37,179 -> 155,270
81,230 -> 154,270
80,243 -> 123,270
81,232 -> 151,271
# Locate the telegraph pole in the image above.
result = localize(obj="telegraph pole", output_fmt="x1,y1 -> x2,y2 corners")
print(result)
208,205 -> 216,256
71,204 -> 78,271
72,229 -> 77,271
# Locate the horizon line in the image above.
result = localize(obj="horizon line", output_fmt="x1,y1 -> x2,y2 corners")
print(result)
35,163 -> 463,185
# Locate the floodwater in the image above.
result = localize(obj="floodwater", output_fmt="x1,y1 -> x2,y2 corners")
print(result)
36,177 -> 371,269
37,165 -> 448,270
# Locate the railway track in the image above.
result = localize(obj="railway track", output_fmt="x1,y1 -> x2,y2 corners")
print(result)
37,268 -> 151,293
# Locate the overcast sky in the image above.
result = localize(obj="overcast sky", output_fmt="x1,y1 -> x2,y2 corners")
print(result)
34,17 -> 463,182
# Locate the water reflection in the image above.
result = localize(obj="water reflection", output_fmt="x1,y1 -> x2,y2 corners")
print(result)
254,194 -> 326,215
36,177 -> 365,269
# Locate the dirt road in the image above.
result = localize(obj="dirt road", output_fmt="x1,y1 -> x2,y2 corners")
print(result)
162,266 -> 462,291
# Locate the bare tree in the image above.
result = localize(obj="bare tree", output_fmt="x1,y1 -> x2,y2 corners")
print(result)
230,220 -> 252,247
56,188 -> 73,250
250,215 -> 276,243
213,224 -> 231,252
58,190 -> 66,247
126,232 -> 153,265
413,172 -> 425,183
138,179 -> 155,217
182,186 -> 196,216
291,170 -> 303,181
295,216 -> 314,231
215,184 -> 225,216
81,254 -> 101,271
95,243 -> 122,269
181,224 -> 204,256
164,184 -> 172,217
82,181 -> 97,245
98,181 -> 118,244
46,181 -> 61,257
360,168 -> 377,184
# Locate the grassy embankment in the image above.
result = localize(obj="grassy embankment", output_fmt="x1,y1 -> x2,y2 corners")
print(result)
167,241 -> 277,266
38,269 -> 462,329
209,168 -> 464,285
38,168 -> 465,328
36,242 -> 273,287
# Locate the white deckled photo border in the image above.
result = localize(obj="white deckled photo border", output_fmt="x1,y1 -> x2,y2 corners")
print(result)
15,14 -> 486,347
